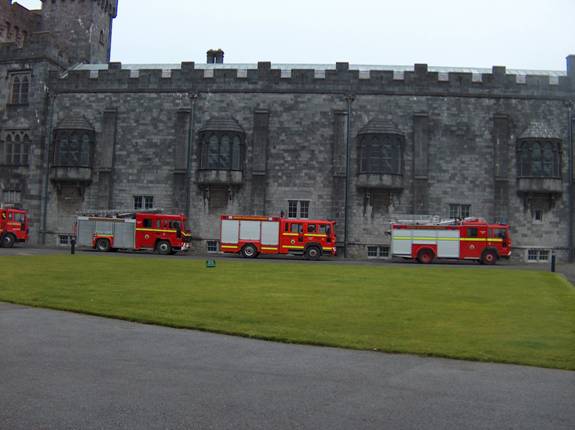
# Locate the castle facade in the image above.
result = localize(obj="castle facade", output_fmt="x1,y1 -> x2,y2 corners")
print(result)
1,0 -> 574,261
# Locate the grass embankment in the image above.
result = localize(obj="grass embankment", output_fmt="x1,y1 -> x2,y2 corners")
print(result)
0,255 -> 574,370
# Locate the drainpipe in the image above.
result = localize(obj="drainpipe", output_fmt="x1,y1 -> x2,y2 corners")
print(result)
343,94 -> 355,258
40,90 -> 56,245
568,103 -> 574,262
185,93 -> 198,221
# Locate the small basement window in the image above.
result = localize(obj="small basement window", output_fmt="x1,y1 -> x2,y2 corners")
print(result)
527,249 -> 550,263
58,235 -> 73,246
367,246 -> 390,259
207,240 -> 219,253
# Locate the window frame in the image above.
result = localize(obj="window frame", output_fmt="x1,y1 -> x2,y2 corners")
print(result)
200,131 -> 244,171
53,129 -> 94,168
1,130 -> 30,166
8,72 -> 30,106
517,139 -> 561,179
526,248 -> 551,263
449,204 -> 471,219
134,195 -> 154,210
207,240 -> 219,254
359,133 -> 403,175
287,200 -> 311,219
367,245 -> 390,259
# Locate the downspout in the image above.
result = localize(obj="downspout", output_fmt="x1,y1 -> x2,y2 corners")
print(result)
343,94 -> 355,258
568,103 -> 574,262
185,93 -> 198,221
41,90 -> 56,245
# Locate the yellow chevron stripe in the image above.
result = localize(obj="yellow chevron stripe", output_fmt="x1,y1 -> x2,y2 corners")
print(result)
136,228 -> 177,234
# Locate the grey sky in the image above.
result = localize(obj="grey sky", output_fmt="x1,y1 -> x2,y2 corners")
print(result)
16,0 -> 575,70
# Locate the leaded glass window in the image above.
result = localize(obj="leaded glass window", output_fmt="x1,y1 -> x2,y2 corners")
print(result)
54,130 -> 94,167
517,140 -> 561,178
359,134 -> 403,175
200,132 -> 244,171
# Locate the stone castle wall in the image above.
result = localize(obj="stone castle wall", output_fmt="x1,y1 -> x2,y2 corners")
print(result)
42,61 -> 575,259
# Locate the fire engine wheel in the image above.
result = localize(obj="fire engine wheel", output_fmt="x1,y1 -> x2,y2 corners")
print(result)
156,241 -> 172,256
305,246 -> 322,261
241,244 -> 258,258
95,238 -> 111,252
417,249 -> 435,264
1,234 -> 16,249
481,250 -> 498,265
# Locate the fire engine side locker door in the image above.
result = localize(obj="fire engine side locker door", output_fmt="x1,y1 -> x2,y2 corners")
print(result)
77,217 -> 95,247
113,219 -> 136,249
391,227 -> 412,256
221,219 -> 240,244
261,221 -> 279,250
437,229 -> 460,258
239,221 -> 262,245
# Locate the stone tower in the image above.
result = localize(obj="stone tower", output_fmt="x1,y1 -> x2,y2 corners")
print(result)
40,0 -> 118,64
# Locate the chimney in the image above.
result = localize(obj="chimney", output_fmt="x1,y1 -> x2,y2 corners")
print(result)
567,55 -> 575,81
207,49 -> 224,64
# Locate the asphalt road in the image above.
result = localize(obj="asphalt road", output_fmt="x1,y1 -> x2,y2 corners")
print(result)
1,303 -> 574,430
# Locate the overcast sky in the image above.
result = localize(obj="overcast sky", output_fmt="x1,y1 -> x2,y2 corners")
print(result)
16,0 -> 575,70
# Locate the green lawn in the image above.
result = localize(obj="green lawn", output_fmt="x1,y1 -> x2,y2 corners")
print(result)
1,255 -> 574,370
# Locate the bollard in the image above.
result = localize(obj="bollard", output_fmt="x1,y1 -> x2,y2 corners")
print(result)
70,237 -> 76,255
550,254 -> 556,273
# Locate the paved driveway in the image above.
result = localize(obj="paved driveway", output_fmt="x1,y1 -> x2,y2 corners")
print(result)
0,303 -> 573,430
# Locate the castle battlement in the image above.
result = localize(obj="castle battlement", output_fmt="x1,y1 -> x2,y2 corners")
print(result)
48,60 -> 574,98
40,0 -> 118,17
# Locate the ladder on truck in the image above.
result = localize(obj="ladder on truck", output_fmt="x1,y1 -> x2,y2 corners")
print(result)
78,208 -> 165,218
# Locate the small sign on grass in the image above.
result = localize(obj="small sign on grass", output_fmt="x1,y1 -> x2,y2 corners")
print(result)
206,259 -> 216,268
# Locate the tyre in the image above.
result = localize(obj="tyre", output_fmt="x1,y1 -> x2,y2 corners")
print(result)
95,238 -> 111,252
417,248 -> 435,264
481,249 -> 498,265
156,240 -> 172,256
241,244 -> 258,258
1,234 -> 16,249
305,246 -> 322,261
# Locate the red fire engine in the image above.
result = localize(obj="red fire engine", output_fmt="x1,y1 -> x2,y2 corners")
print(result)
0,205 -> 29,248
76,210 -> 192,255
391,217 -> 511,265
220,215 -> 336,260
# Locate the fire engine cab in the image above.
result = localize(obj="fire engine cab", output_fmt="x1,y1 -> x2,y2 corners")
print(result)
391,217 -> 511,265
220,215 -> 336,260
76,210 -> 192,255
0,205 -> 29,248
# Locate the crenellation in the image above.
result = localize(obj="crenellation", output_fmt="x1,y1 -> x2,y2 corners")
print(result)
48,63 -> 572,100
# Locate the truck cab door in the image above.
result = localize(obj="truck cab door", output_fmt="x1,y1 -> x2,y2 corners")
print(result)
281,222 -> 305,253
138,217 -> 155,250
461,227 -> 484,260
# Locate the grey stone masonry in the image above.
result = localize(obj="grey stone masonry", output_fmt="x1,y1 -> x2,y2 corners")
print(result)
1,0 -> 574,261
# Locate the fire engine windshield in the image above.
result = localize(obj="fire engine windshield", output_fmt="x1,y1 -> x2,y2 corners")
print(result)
491,228 -> 508,240
14,213 -> 26,223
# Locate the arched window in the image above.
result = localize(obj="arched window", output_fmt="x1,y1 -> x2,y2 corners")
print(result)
358,120 -> 404,175
99,30 -> 105,46
517,141 -> 561,178
10,76 -> 20,105
1,130 -> 30,166
199,118 -> 245,171
9,73 -> 30,105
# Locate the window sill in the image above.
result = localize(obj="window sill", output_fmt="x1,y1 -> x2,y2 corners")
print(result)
356,173 -> 403,190
517,177 -> 562,194
197,169 -> 243,185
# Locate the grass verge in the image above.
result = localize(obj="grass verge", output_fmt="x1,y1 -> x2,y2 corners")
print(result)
1,255 -> 574,370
